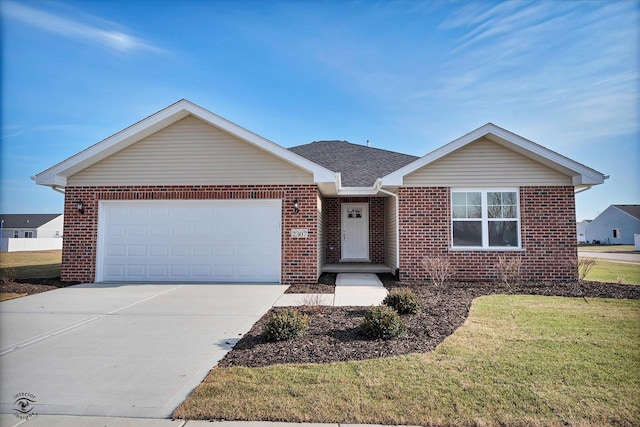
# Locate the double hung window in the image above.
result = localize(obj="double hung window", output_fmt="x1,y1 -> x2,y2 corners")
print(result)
451,189 -> 520,249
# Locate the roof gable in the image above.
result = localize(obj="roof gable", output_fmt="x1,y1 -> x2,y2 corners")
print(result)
35,100 -> 336,188
382,123 -> 606,189
289,140 -> 418,187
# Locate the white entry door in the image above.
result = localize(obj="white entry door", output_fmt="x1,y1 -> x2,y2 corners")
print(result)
341,203 -> 369,261
97,199 -> 281,282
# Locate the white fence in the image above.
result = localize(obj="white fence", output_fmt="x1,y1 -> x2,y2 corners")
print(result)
635,234 -> 640,251
0,238 -> 63,252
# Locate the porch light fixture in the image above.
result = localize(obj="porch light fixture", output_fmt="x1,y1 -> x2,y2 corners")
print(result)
293,199 -> 299,214
76,201 -> 84,214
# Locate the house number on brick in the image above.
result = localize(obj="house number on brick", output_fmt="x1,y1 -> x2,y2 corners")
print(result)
290,229 -> 309,238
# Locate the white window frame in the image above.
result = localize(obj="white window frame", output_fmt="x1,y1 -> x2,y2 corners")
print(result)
24,231 -> 33,238
13,230 -> 19,238
450,188 -> 522,250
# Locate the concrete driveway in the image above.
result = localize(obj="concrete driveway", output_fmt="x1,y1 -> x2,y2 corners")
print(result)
0,282 -> 287,419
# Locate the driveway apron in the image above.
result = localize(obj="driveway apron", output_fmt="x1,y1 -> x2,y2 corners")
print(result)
0,283 -> 287,419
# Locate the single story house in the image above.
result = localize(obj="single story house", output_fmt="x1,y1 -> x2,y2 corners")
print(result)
0,214 -> 63,252
35,100 -> 606,284
576,219 -> 592,243
584,205 -> 640,245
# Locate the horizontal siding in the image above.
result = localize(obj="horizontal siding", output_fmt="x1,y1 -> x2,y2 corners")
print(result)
404,138 -> 572,186
385,196 -> 397,269
69,115 -> 313,186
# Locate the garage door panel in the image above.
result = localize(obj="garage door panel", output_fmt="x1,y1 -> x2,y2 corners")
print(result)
98,200 -> 281,282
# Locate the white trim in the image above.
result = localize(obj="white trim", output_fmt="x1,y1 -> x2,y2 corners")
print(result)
35,99 -> 336,188
382,123 -> 606,187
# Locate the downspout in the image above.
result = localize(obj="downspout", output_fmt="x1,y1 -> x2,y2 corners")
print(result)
375,181 -> 400,279
51,185 -> 66,194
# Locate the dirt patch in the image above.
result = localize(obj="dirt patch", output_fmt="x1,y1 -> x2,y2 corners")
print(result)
0,278 -> 80,298
220,278 -> 640,368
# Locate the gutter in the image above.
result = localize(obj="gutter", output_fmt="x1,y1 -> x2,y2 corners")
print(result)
374,180 -> 400,275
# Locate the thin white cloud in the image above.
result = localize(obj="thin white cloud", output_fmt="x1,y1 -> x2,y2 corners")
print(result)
1,1 -> 165,54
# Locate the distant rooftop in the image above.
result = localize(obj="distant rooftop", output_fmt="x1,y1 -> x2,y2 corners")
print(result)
0,214 -> 62,228
289,140 -> 419,187
614,205 -> 640,220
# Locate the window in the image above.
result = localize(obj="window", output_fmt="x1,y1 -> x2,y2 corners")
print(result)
13,231 -> 19,238
452,190 -> 520,249
613,229 -> 621,239
24,231 -> 33,238
347,208 -> 362,219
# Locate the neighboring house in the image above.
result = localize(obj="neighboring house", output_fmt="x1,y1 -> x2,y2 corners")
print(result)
34,100 -> 606,284
576,220 -> 592,243
585,205 -> 640,245
0,214 -> 63,252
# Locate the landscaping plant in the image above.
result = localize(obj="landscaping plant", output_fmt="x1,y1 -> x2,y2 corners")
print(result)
495,254 -> 523,287
421,256 -> 453,287
263,308 -> 309,342
360,305 -> 408,340
383,288 -> 421,314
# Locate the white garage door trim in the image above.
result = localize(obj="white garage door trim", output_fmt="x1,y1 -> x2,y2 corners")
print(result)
96,199 -> 282,282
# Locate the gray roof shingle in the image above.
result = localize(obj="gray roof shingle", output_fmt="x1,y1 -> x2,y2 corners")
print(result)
0,214 -> 62,229
289,140 -> 419,187
614,205 -> 640,220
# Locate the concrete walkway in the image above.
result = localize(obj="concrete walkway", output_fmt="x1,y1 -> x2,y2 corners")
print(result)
1,414 -> 405,426
273,273 -> 387,307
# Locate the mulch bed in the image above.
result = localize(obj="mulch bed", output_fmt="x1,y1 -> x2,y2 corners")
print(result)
285,273 -> 337,294
219,277 -> 640,368
0,278 -> 79,296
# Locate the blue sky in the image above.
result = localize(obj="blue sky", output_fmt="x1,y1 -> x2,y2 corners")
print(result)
1,0 -> 638,221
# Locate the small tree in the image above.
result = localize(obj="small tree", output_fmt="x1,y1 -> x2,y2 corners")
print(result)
421,256 -> 453,287
567,257 -> 597,303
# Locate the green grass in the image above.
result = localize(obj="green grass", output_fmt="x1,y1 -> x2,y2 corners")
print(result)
584,259 -> 640,285
578,245 -> 636,253
175,295 -> 640,426
0,250 -> 62,279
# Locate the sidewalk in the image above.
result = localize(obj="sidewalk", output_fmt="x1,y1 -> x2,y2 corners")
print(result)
273,273 -> 387,307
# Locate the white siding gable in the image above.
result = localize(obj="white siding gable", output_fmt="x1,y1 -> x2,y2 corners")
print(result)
68,115 -> 313,186
404,138 -> 572,187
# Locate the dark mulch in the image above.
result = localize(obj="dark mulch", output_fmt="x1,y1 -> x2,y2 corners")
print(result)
285,272 -> 336,294
1,278 -> 79,296
219,277 -> 640,368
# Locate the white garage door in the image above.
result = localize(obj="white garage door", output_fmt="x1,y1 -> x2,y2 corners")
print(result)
97,200 -> 281,282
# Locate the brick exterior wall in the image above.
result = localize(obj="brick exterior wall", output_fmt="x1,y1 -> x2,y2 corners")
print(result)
398,186 -> 577,282
323,197 -> 385,264
61,185 -> 319,285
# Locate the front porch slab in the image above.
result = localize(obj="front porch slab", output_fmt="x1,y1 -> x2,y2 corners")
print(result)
322,263 -> 393,274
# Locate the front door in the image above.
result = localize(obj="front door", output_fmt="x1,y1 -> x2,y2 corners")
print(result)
341,203 -> 369,261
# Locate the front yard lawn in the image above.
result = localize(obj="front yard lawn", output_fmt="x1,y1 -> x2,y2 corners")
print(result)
0,250 -> 62,279
585,259 -> 640,285
175,289 -> 640,426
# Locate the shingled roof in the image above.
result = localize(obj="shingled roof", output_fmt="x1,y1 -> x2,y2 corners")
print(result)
614,205 -> 640,220
0,214 -> 62,229
289,140 -> 419,187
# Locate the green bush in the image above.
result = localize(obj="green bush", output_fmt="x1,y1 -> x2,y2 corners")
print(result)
360,305 -> 408,340
263,308 -> 309,341
383,288 -> 421,314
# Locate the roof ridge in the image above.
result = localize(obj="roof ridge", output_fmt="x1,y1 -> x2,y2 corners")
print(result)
290,140 -> 419,158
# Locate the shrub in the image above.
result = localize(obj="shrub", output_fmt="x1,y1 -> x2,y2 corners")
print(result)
360,305 -> 408,340
262,309 -> 309,342
383,288 -> 421,314
421,256 -> 453,287
495,254 -> 523,287
567,257 -> 597,285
